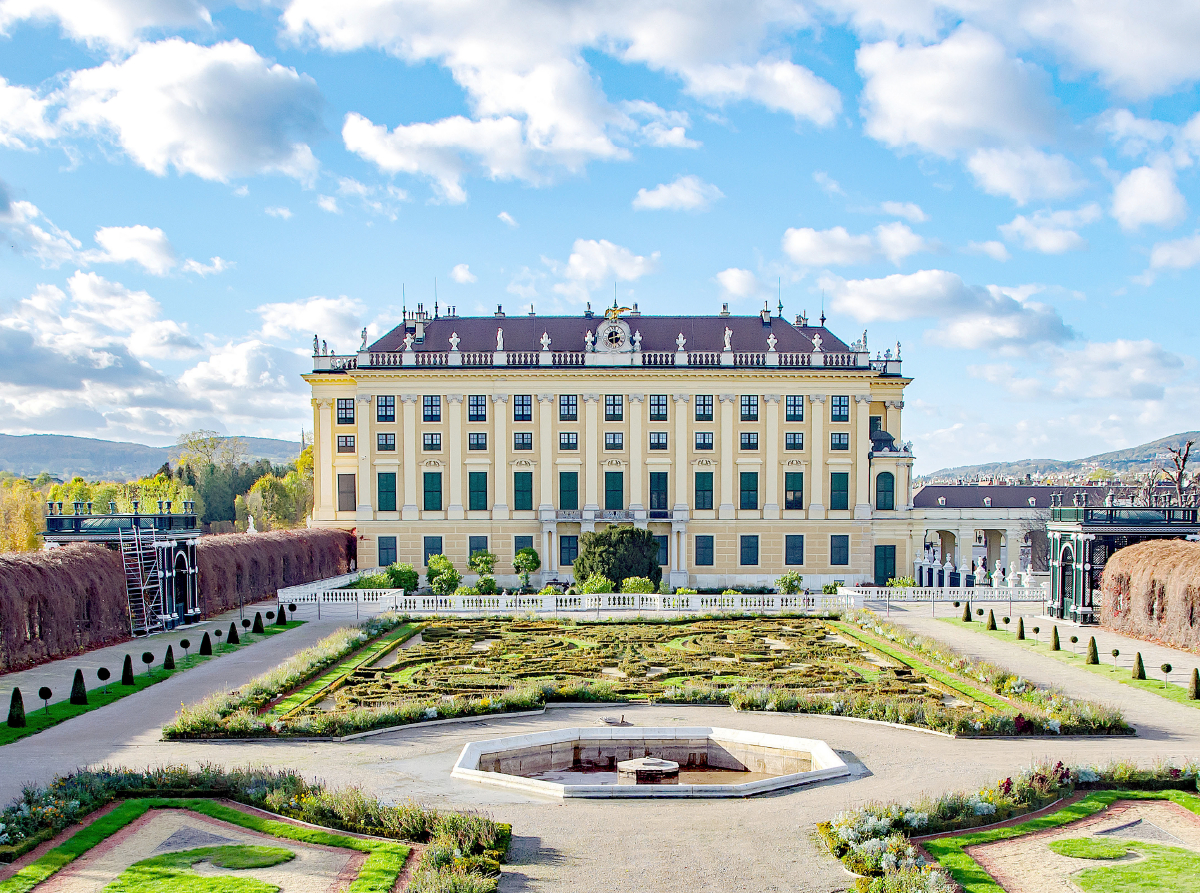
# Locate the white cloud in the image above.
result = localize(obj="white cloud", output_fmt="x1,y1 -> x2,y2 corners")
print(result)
967,240 -> 1011,261
715,267 -> 760,299
334,176 -> 407,218
782,222 -> 929,266
1111,162 -> 1187,231
856,26 -> 1056,157
813,171 -> 844,195
880,201 -> 927,223
1148,233 -> 1200,271
317,194 -> 340,213
92,225 -> 176,275
681,60 -> 840,125
255,294 -> 367,347
0,77 -> 55,148
822,268 -> 1072,348
966,147 -> 1084,204
178,339 -> 309,424
1097,108 -> 1177,158
62,39 -> 323,184
545,238 -> 659,301
497,211 -> 518,227
622,100 -> 699,148
1046,339 -> 1186,402
0,199 -> 83,266
0,0 -> 212,50
450,263 -> 477,284
265,206 -> 292,219
998,203 -> 1101,254
632,174 -> 723,211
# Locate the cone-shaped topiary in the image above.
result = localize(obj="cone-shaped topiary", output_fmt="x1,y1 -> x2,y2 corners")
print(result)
276,606 -> 288,626
121,654 -> 135,686
252,612 -> 264,634
70,668 -> 88,705
199,631 -> 212,655
227,622 -> 240,645
7,688 -> 26,728
1051,626 -> 1060,651
1016,617 -> 1025,640
1085,636 -> 1098,665
986,610 -> 996,630
1190,668 -> 1199,700
1133,652 -> 1146,680
962,602 -> 971,622
164,644 -> 175,671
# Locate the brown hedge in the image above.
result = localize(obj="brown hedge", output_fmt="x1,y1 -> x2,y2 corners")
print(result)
0,528 -> 354,671
1101,539 -> 1200,652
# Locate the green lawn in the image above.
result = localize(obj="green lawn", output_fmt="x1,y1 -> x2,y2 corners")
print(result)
938,618 -> 1200,710
0,798 -> 409,893
104,845 -> 294,893
923,790 -> 1200,893
264,622 -> 420,720
1075,841 -> 1200,893
829,621 -> 1012,710
0,622 -> 304,747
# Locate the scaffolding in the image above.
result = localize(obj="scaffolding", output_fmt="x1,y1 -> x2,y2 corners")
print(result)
119,526 -> 165,636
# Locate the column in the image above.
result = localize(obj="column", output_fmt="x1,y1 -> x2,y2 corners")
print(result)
582,394 -> 600,513
718,393 -> 735,519
400,395 -> 419,520
763,394 -> 781,519
854,394 -> 871,519
672,394 -> 690,511
629,393 -> 645,517
537,394 -> 555,513
356,394 -> 373,519
542,527 -> 552,573
446,394 -> 464,519
313,399 -> 335,520
491,394 -> 509,518
808,394 -> 826,518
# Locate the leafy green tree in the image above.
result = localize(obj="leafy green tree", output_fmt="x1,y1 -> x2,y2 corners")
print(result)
620,576 -> 655,594
513,547 -> 541,590
573,525 -> 661,591
0,478 -> 44,551
468,550 -> 497,575
386,563 -> 419,592
427,554 -> 461,595
777,571 -> 804,594
580,573 -> 613,594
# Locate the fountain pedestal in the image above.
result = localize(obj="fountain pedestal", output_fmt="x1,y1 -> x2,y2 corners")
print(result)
617,757 -> 680,785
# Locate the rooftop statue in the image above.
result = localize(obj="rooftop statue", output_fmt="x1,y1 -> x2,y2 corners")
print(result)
449,331 -> 460,350
496,327 -> 504,350
723,327 -> 732,351
541,331 -> 551,350
811,333 -> 822,352
676,332 -> 686,350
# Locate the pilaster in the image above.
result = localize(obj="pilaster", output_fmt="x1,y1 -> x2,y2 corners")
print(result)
356,394 -> 373,520
672,394 -> 690,511
763,394 -> 781,519
808,394 -> 826,519
537,394 -> 555,513
628,393 -> 645,514
718,393 -> 735,519
446,394 -> 464,519
400,394 -> 419,520
854,393 -> 872,520
582,394 -> 600,512
313,398 -> 335,520
491,394 -> 510,519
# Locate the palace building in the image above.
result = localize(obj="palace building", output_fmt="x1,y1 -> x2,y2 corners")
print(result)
304,303 -> 917,589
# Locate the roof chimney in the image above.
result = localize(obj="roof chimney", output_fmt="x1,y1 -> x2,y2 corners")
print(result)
719,303 -> 730,317
494,304 -> 505,318
760,301 -> 772,324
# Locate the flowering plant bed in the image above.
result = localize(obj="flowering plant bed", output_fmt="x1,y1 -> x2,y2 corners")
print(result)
0,766 -> 511,893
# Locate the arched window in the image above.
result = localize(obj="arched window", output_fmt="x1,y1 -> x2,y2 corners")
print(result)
876,472 -> 895,511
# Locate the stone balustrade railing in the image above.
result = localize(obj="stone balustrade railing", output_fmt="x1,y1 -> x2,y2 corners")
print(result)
278,588 -> 861,618
842,585 -> 1048,603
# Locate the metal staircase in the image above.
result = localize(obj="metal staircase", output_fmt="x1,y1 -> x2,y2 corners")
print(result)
119,526 -> 165,636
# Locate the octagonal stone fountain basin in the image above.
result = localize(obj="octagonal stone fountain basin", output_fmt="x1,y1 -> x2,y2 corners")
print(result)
451,726 -> 850,798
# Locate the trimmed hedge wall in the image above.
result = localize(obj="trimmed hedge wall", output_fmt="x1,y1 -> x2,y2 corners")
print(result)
0,529 -> 354,671
1101,539 -> 1200,652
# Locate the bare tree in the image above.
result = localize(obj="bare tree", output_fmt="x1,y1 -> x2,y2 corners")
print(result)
175,430 -> 247,468
1166,439 -> 1195,506
1020,509 -> 1050,572
1133,459 -> 1164,507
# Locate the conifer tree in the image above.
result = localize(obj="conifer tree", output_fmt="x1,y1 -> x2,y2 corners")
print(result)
1133,652 -> 1146,680
1051,626 -> 1060,651
1085,637 -> 1098,665
121,654 -> 135,685
164,645 -> 176,671
227,621 -> 240,645
7,688 -> 26,728
70,668 -> 88,705
252,612 -> 264,634
986,609 -> 996,630
1016,617 -> 1025,640
200,631 -> 213,655
962,602 -> 971,622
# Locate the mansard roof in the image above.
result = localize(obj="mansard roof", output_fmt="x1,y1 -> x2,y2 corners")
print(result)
370,313 -> 852,355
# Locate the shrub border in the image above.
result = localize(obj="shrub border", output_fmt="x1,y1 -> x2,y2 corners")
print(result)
0,622 -> 303,748
921,789 -> 1200,893
0,798 -> 409,893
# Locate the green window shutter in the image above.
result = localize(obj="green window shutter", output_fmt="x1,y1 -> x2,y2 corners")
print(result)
559,471 -> 578,510
784,472 -> 804,510
876,472 -> 895,511
377,472 -> 397,512
694,471 -> 713,510
514,472 -> 533,511
468,471 -> 488,511
830,472 -> 849,511
740,471 -> 758,510
423,472 -> 442,511
604,471 -> 624,510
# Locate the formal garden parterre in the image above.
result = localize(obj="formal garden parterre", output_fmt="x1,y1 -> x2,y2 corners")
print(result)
163,609 -> 1129,740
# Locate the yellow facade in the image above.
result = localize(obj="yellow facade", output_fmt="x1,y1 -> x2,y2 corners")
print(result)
304,309 -> 916,589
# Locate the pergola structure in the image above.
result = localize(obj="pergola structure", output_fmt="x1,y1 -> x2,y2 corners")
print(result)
1047,495 -> 1200,624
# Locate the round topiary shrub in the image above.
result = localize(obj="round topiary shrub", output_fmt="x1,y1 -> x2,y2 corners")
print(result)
1161,663 -> 1173,687
252,612 -> 265,634
579,573 -> 614,594
70,668 -> 88,706
620,576 -> 655,594
199,631 -> 213,655
427,554 -> 462,596
122,654 -> 135,685
265,611 -> 275,621
141,651 -> 154,675
38,686 -> 52,712
476,574 -> 498,595
164,644 -> 176,671
7,688 -> 26,728
97,667 -> 111,693
241,618 -> 251,630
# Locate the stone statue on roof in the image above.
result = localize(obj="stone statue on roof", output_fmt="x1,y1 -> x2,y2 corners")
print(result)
811,333 -> 822,352
449,331 -> 460,351
403,332 -> 414,351
585,330 -> 594,350
496,327 -> 504,351
540,331 -> 551,350
313,335 -> 319,355
676,332 -> 686,350
723,327 -> 732,351
632,330 -> 641,350
360,327 -> 368,350
766,333 -> 777,351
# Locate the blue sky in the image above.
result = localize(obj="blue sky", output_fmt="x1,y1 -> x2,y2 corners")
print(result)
1,1 -> 1198,473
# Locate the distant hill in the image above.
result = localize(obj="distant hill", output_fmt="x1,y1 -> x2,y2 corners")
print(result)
923,431 -> 1200,481
0,434 -> 301,481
